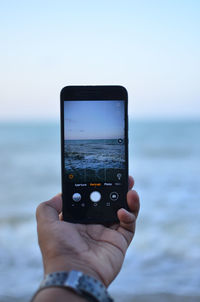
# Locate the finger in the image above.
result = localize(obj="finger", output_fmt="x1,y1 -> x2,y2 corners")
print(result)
118,208 -> 136,232
127,189 -> 140,218
36,193 -> 62,223
128,176 -> 134,190
59,212 -> 63,221
117,208 -> 136,245
115,189 -> 140,246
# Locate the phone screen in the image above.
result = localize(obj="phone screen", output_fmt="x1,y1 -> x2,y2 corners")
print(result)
64,100 -> 125,183
61,87 -> 128,223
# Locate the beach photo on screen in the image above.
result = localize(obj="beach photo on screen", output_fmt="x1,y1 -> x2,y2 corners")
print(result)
64,100 -> 125,183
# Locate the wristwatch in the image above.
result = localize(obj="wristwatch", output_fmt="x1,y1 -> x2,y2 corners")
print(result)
32,270 -> 114,302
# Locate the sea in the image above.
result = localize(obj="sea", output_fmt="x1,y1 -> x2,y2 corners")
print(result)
0,120 -> 200,300
65,138 -> 125,182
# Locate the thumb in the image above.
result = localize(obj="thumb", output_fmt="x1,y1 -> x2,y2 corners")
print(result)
36,194 -> 62,223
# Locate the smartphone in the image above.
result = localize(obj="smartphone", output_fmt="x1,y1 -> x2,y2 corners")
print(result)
60,85 -> 128,224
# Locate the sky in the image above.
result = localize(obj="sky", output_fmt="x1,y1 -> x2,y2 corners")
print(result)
0,0 -> 200,120
64,100 -> 124,140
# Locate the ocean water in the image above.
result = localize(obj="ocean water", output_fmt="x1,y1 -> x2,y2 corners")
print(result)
65,139 -> 125,182
0,120 -> 200,299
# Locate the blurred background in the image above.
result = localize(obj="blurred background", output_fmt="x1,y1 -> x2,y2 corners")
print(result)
0,1 -> 200,301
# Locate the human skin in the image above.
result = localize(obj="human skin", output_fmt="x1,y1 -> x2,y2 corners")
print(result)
33,176 -> 140,301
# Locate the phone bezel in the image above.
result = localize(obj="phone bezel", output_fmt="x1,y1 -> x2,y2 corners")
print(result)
60,85 -> 129,224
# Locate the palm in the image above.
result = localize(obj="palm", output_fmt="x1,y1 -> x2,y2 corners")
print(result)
53,220 -> 132,285
37,177 -> 139,287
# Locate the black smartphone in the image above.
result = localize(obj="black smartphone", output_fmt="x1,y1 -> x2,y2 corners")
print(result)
60,85 -> 128,224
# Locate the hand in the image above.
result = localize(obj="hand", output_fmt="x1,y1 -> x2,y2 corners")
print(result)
36,176 -> 140,287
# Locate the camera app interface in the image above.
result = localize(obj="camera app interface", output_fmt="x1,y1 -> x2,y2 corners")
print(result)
64,100 -> 126,214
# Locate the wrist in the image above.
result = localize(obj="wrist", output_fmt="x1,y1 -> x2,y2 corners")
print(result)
33,287 -> 87,302
43,256 -> 105,286
32,270 -> 114,302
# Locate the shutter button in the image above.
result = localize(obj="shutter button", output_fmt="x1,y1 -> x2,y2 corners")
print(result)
90,191 -> 101,202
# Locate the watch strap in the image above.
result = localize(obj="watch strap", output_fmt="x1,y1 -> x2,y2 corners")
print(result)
33,270 -> 114,302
